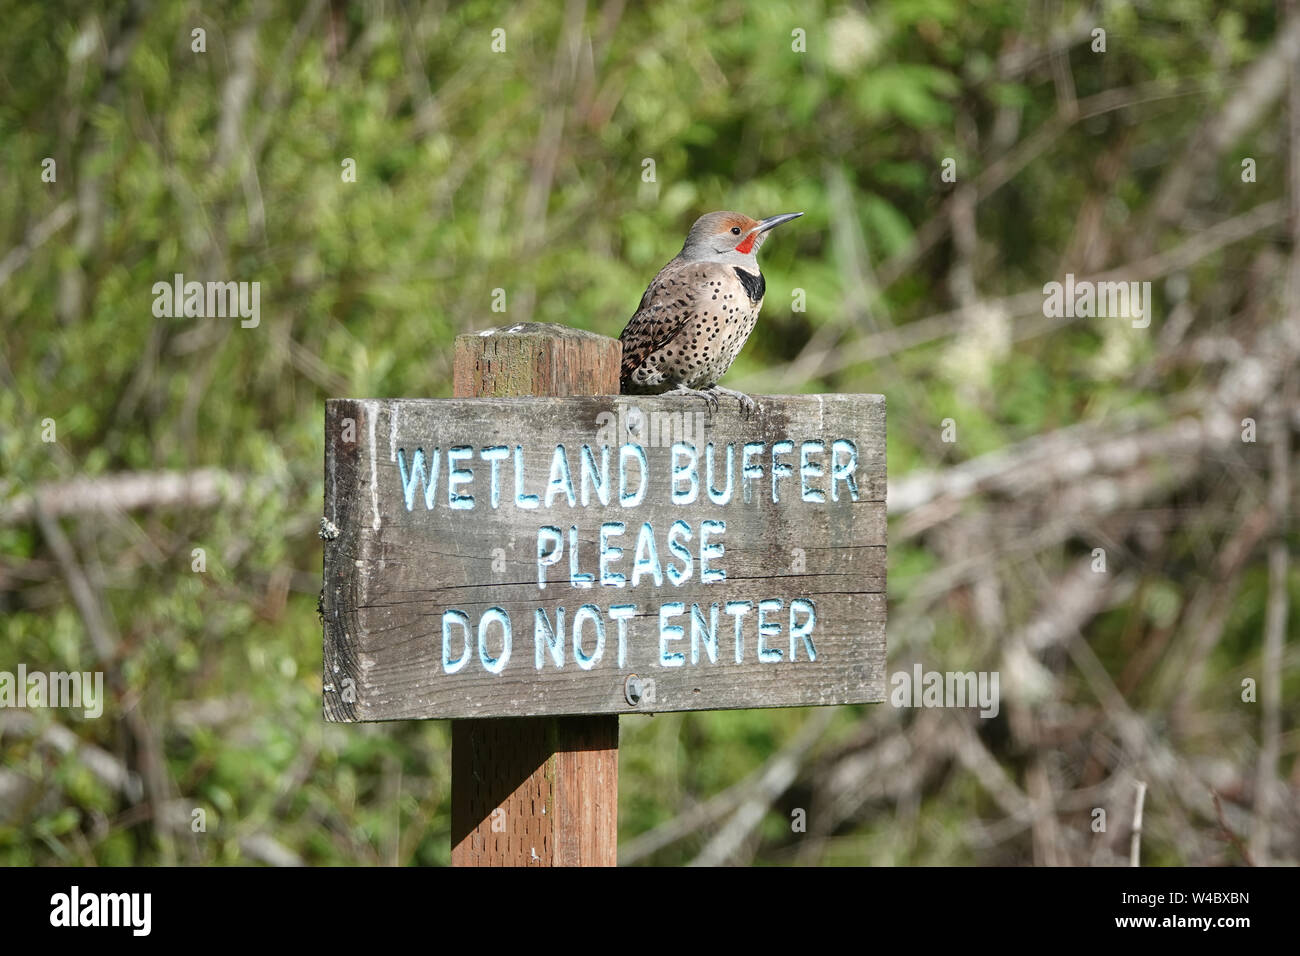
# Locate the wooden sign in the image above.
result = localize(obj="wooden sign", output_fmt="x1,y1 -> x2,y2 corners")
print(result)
322,394 -> 886,721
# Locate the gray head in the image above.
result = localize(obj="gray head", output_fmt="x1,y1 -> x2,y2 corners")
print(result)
677,210 -> 803,265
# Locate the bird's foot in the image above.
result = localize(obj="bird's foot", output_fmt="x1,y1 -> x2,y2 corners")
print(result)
663,383 -> 720,413
705,385 -> 757,418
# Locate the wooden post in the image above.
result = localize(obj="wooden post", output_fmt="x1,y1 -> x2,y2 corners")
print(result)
322,322 -> 887,864
450,322 -> 621,867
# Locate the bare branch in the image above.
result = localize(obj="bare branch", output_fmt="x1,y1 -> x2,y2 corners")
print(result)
2,469 -> 248,526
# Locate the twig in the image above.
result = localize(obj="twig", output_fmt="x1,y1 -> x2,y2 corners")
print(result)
621,709 -> 829,865
685,709 -> 834,867
2,469 -> 247,526
785,200 -> 1284,382
1129,781 -> 1146,867
1251,392 -> 1293,864
949,717 -> 1035,824
1212,791 -> 1256,866
996,8 -> 1096,79
0,201 -> 75,289
0,712 -> 141,801
1252,3 -> 1300,865
1139,13 -> 1300,245
874,74 -> 1235,292
31,497 -> 177,865
30,499 -> 120,665
238,832 -> 305,867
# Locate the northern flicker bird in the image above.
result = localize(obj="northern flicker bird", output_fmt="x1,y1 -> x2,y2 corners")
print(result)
618,210 -> 802,414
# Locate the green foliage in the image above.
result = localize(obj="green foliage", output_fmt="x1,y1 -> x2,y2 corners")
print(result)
0,0 -> 1293,866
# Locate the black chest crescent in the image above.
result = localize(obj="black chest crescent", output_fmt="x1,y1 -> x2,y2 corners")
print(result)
734,268 -> 765,304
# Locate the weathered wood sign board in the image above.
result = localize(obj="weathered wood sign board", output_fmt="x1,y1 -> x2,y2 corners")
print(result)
322,395 -> 886,720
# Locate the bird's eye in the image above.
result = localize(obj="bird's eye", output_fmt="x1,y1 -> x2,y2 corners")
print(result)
731,227 -> 741,235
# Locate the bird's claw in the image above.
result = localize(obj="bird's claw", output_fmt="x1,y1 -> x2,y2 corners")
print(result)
706,386 -> 757,418
663,384 -> 720,415
662,384 -> 755,418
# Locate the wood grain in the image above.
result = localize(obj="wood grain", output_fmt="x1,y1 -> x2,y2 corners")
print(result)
448,715 -> 618,866
447,324 -> 621,867
323,392 -> 887,720
452,323 -> 621,400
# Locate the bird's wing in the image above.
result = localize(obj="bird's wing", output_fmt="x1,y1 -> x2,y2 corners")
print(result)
617,259 -> 702,382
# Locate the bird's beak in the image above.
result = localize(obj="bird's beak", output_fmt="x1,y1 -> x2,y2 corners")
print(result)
750,212 -> 803,237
